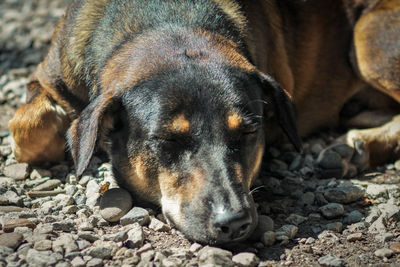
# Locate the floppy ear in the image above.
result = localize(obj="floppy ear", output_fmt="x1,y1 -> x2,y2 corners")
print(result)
257,71 -> 302,152
67,92 -> 115,177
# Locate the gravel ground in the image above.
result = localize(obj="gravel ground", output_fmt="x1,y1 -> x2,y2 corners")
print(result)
1,1 -> 400,266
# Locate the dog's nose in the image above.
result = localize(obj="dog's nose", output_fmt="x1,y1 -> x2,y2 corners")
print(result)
213,209 -> 253,242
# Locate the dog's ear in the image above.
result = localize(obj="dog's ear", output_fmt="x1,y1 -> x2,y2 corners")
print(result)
257,71 -> 302,152
67,92 -> 116,177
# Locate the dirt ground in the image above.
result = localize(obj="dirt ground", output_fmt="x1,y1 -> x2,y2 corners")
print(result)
1,1 -> 400,266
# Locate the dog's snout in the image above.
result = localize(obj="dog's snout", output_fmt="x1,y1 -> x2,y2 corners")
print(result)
213,209 -> 253,242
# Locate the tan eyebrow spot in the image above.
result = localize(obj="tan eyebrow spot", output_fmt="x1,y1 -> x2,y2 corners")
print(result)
171,114 -> 190,133
227,112 -> 242,130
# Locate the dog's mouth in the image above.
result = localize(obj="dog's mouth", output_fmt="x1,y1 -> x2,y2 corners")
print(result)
161,194 -> 258,245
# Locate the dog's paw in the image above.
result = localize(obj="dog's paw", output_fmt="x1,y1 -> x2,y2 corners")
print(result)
315,140 -> 369,179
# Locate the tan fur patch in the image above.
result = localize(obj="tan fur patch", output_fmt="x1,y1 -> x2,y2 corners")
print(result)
170,114 -> 190,134
227,112 -> 242,130
212,0 -> 247,34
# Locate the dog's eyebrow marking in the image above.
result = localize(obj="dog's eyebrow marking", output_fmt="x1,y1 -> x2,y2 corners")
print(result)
227,112 -> 242,130
171,114 -> 190,133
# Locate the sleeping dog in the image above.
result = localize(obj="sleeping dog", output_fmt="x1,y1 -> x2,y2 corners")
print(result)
9,0 -> 400,244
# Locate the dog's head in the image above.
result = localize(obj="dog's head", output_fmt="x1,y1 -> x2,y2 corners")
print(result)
68,32 -> 301,244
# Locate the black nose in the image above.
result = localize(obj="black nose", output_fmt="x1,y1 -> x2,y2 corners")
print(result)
213,209 -> 253,242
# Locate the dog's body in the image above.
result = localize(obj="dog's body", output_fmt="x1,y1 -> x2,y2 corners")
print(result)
9,0 -> 400,244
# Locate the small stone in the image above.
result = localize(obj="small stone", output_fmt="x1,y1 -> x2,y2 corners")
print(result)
77,240 -> 91,250
0,232 -> 23,250
261,231 -> 275,246
374,248 -> 393,258
301,192 -> 315,206
3,218 -> 35,232
254,215 -> 274,236
125,224 -> 144,248
0,177 -> 16,187
53,234 -> 79,254
366,184 -> 397,199
103,231 -> 128,242
344,210 -> 364,224
78,231 -> 99,243
276,225 -> 298,239
324,186 -> 364,204
326,222 -> 343,232
85,180 -> 101,208
86,258 -> 103,267
99,188 -> 133,222
285,214 -> 307,226
319,203 -> 344,219
346,233 -> 362,242
62,205 -> 78,215
389,243 -> 400,254
378,203 -> 400,221
34,240 -> 53,251
78,221 -> 94,231
30,169 -> 52,179
71,256 -> 86,267
3,163 -> 30,180
148,218 -> 171,232
120,207 -> 150,226
232,252 -> 260,267
189,243 -> 203,253
53,221 -> 76,232
26,249 -> 62,267
305,237 -> 315,244
0,145 -> 12,157
0,190 -> 22,206
88,247 -> 112,259
32,179 -> 61,191
318,254 -> 345,267
198,246 -> 233,267
317,150 -> 342,169
375,233 -> 394,242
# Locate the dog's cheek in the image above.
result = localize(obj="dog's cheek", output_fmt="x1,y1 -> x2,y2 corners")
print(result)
245,143 -> 264,189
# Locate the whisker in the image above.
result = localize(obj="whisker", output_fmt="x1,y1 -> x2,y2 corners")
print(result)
249,185 -> 265,195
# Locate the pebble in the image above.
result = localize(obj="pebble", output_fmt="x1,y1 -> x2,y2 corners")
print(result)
88,247 -> 112,259
34,240 -> 53,251
103,231 -> 127,242
71,256 -> 86,267
253,215 -> 274,237
301,192 -> 315,206
378,203 -> 400,220
276,225 -> 298,239
261,231 -> 275,246
78,231 -> 99,243
98,188 -> 133,222
26,249 -> 63,267
62,205 -> 78,214
148,218 -> 171,232
53,221 -> 76,232
120,207 -> 150,226
319,203 -> 345,219
326,222 -> 343,232
318,254 -> 345,267
125,224 -> 144,248
346,233 -> 362,242
323,186 -> 364,204
30,168 -> 52,179
374,248 -> 393,258
32,179 -> 61,191
375,232 -> 394,242
389,243 -> 400,254
232,252 -> 260,267
343,210 -> 364,224
285,214 -> 307,226
366,184 -> 397,199
0,232 -> 23,250
85,180 -> 101,208
198,246 -> 233,267
3,163 -> 30,180
86,258 -> 103,267
3,218 -> 35,232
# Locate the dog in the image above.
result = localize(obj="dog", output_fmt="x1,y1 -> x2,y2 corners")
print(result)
8,0 -> 400,244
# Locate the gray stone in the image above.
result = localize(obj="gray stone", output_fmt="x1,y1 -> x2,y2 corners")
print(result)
3,218 -> 35,232
378,203 -> 400,221
374,248 -> 393,258
78,231 -> 99,243
86,258 -> 103,267
1,190 -> 22,206
344,210 -> 364,224
34,240 -> 53,251
30,169 -> 52,179
365,208 -> 381,224
54,194 -> 74,207
0,246 -> 14,257
324,186 -> 364,204
0,177 -> 16,187
62,205 -> 78,215
53,221 -> 76,232
3,163 -> 30,180
120,207 -> 150,226
261,231 -> 275,246
255,215 -> 274,234
189,243 -> 203,253
285,214 -> 307,226
71,256 -> 85,267
368,216 -> 386,233
126,224 -> 144,248
318,254 -> 345,267
319,203 -> 344,219
26,249 -> 62,267
198,246 -> 233,267
317,150 -> 342,169
85,180 -> 101,208
32,179 -> 61,191
375,232 -> 394,242
148,218 -> 171,232
52,234 -> 78,254
276,225 -> 298,239
346,233 -> 362,242
77,240 -> 91,250
0,232 -> 23,250
326,222 -> 343,232
366,184 -> 398,199
232,252 -> 260,267
301,192 -> 315,206
103,231 -> 127,242
88,247 -> 112,259
0,145 -> 12,157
